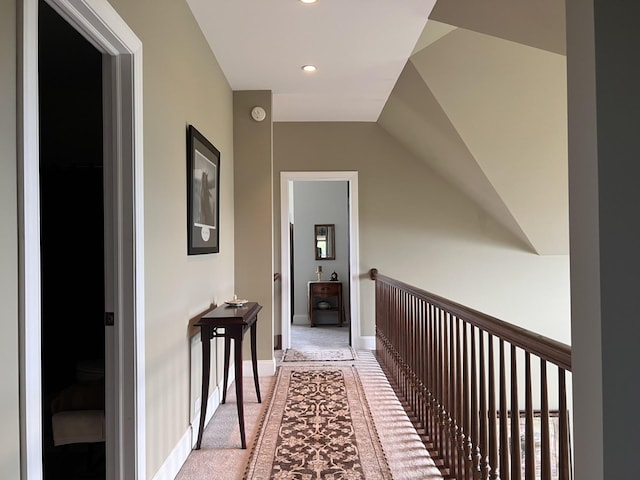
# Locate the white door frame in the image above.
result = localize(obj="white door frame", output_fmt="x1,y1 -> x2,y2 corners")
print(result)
18,1 -> 145,478
280,171 -> 362,349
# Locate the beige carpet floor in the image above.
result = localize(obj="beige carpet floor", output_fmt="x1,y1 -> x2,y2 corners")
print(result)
176,347 -> 442,479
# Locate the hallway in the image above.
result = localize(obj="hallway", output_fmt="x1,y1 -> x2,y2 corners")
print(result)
177,325 -> 443,479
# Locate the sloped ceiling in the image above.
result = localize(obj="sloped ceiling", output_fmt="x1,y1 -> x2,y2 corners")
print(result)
379,0 -> 568,255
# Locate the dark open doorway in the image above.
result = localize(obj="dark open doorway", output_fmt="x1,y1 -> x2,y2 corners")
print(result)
39,1 -> 105,477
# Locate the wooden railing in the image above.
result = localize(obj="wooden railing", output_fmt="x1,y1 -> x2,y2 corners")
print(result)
370,269 -> 572,480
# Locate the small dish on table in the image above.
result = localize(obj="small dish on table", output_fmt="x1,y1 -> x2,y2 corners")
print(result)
225,298 -> 248,307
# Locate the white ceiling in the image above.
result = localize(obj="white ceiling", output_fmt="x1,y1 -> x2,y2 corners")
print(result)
186,0 -> 437,122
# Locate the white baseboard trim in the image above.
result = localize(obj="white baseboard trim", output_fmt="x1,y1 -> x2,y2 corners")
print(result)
189,383 -> 225,448
356,335 -> 376,351
152,359 -> 276,479
151,427 -> 192,480
152,373 -> 231,479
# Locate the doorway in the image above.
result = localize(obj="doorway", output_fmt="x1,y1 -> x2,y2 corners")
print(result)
280,171 -> 361,351
20,0 -> 145,478
39,3 -> 105,476
290,181 -> 350,349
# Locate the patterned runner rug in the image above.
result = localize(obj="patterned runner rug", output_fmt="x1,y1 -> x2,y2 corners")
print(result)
243,365 -> 392,479
282,347 -> 356,362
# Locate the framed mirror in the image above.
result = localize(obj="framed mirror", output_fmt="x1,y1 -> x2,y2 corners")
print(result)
314,224 -> 335,260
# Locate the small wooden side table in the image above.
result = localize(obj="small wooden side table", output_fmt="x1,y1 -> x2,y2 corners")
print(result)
308,281 -> 343,327
194,302 -> 262,449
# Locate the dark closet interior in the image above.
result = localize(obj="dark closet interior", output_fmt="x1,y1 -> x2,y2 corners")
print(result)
39,1 -> 105,477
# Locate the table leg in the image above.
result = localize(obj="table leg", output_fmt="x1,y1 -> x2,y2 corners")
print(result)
232,329 -> 246,449
195,325 -> 211,450
250,321 -> 261,403
309,291 -> 315,327
338,286 -> 344,327
222,335 -> 231,404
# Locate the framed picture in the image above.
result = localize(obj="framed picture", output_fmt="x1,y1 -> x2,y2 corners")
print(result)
187,124 -> 220,255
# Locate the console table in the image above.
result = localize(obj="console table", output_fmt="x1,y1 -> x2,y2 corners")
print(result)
308,281 -> 343,327
194,302 -> 262,449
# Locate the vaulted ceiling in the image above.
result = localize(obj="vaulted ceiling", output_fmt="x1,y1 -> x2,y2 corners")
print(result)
379,0 -> 568,254
187,0 -> 569,255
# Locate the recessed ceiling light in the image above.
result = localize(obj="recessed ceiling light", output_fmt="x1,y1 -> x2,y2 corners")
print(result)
300,0 -> 318,4
302,65 -> 317,72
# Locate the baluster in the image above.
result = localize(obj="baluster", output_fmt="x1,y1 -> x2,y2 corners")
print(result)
382,282 -> 387,366
383,283 -> 389,378
382,285 -> 393,366
558,369 -> 570,480
374,280 -> 378,351
435,307 -> 443,458
443,312 -> 451,471
524,353 -> 534,480
430,303 -> 438,450
415,298 -> 421,431
461,319 -> 470,479
420,299 -> 427,436
454,316 -> 463,478
432,303 -> 440,454
407,295 -> 418,419
404,292 -> 410,404
391,288 -> 397,390
440,312 -> 447,475
405,292 -> 410,405
402,291 -> 407,406
408,293 -> 412,409
377,281 -> 382,362
411,294 -> 417,418
540,360 -> 551,480
389,285 -> 394,388
396,287 -> 402,398
488,334 -> 498,480
470,326 -> 481,480
396,288 -> 402,398
479,331 -> 490,480
426,303 -> 434,443
440,308 -> 448,464
420,299 -> 426,432
499,340 -> 510,480
382,285 -> 384,381
448,313 -> 457,478
510,345 -> 521,480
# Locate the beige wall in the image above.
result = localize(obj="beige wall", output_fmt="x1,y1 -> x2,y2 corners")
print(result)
0,0 -> 21,477
274,122 -> 571,343
109,0 -> 235,475
233,91 -> 274,358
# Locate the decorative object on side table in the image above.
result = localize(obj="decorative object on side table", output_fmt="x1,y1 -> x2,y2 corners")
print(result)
225,294 -> 248,307
316,265 -> 323,281
330,271 -> 338,281
187,124 -> 220,255
317,301 -> 331,310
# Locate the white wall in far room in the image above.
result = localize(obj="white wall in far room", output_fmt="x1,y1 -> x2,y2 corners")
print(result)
292,181 -> 349,324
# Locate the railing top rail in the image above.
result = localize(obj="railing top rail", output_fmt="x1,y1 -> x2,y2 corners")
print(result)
369,268 -> 571,371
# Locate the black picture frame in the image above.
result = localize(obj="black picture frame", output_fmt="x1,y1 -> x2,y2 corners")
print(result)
187,124 -> 220,255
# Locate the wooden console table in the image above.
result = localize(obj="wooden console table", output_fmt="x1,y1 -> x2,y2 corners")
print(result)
194,302 -> 262,449
308,281 -> 343,327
